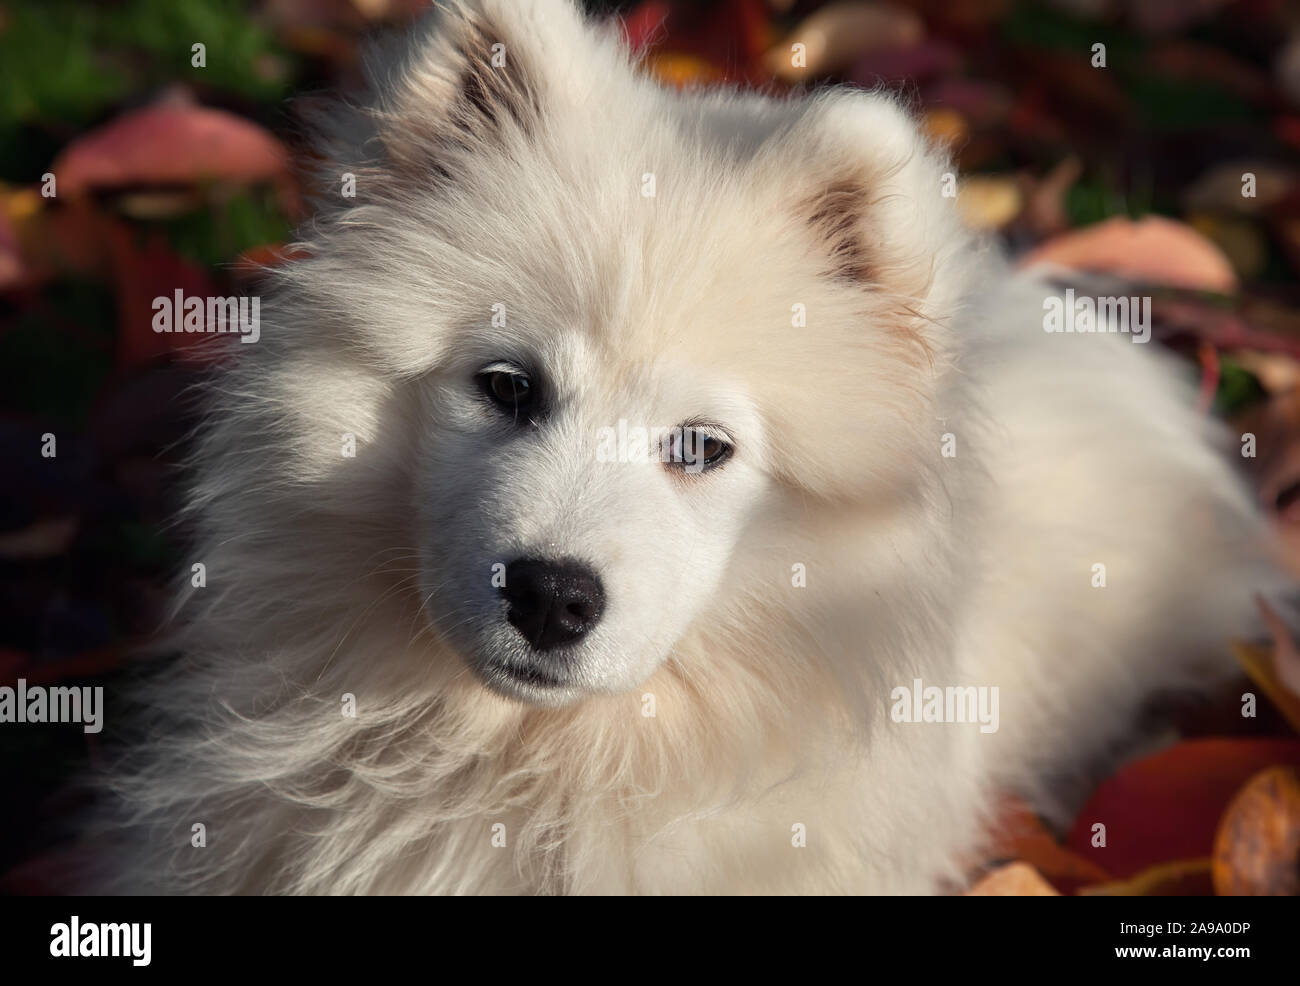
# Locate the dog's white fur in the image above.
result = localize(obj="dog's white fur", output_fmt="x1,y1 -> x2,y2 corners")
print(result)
96,0 -> 1288,894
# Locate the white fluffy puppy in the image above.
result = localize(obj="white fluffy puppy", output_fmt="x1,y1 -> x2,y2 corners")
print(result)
98,0 -> 1288,894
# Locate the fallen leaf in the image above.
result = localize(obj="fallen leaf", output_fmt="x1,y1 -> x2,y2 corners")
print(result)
1065,738 -> 1300,878
50,103 -> 297,215
966,861 -> 1060,896
1021,216 -> 1239,293
1212,765 -> 1300,895
956,176 -> 1022,231
922,108 -> 967,150
1231,351 -> 1300,394
987,799 -> 1111,893
644,52 -> 725,88
1078,858 -> 1213,896
764,1 -> 924,81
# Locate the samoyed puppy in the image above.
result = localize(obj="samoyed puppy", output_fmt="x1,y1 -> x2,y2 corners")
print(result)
95,0 -> 1288,894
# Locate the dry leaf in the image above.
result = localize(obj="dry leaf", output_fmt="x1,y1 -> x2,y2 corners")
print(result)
1212,766 -> 1300,895
1021,216 -> 1238,293
956,176 -> 1022,231
50,103 -> 295,211
763,1 -> 924,81
966,861 -> 1060,896
1078,859 -> 1213,896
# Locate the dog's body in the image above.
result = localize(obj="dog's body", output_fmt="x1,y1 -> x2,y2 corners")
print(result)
96,0 -> 1287,894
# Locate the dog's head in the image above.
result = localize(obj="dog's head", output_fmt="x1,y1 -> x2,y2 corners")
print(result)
289,0 -> 976,705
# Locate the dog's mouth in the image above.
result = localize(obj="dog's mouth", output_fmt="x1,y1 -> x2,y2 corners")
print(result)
481,659 -> 569,691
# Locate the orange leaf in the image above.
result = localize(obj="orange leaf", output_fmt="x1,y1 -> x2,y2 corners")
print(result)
1021,216 -> 1238,293
1212,766 -> 1300,895
966,861 -> 1060,896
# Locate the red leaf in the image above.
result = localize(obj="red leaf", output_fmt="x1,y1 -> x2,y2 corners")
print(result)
50,103 -> 297,215
1066,738 -> 1300,878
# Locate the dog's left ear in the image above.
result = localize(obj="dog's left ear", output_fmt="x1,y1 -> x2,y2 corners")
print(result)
789,93 -> 972,319
730,93 -> 978,501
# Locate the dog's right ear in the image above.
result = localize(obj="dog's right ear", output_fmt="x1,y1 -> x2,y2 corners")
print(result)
371,2 -> 540,181
347,0 -> 594,187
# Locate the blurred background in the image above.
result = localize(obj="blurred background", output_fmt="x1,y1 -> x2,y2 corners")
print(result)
3,0 -> 1300,895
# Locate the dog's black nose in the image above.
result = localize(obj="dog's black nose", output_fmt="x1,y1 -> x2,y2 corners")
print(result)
501,558 -> 606,651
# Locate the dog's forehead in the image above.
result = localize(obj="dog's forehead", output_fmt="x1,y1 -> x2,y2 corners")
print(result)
510,322 -> 758,430
530,329 -> 697,396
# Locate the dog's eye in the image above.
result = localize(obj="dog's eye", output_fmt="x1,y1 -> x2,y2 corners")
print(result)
667,427 -> 732,473
478,369 -> 533,416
